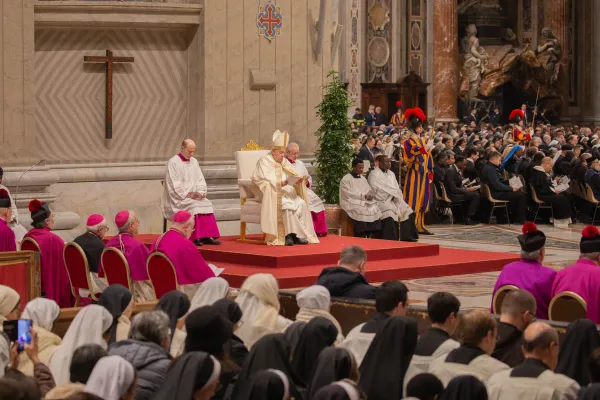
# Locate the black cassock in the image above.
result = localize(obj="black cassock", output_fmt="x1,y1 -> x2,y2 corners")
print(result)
528,168 -> 572,220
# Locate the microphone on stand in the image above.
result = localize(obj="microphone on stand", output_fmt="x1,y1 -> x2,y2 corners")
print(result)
15,159 -> 45,203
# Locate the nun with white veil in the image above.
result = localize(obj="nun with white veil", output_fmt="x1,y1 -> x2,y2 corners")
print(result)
294,285 -> 344,343
0,284 -> 20,324
49,304 -> 113,385
235,274 -> 292,348
18,298 -> 62,376
189,277 -> 230,312
84,355 -> 136,400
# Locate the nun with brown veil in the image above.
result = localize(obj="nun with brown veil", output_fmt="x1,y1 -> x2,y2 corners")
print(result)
358,316 -> 418,400
228,334 -> 304,400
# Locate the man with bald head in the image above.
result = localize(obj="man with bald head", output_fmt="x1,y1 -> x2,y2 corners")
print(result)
285,142 -> 328,237
162,139 -> 221,246
528,155 -> 573,228
487,321 -> 580,399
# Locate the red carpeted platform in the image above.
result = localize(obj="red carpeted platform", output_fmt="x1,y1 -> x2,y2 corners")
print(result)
122,234 -> 519,289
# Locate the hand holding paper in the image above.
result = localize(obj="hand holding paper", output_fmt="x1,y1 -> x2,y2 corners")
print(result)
286,175 -> 303,186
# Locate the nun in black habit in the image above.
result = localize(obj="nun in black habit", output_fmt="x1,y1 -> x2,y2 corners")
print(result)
213,298 -> 249,368
283,321 -> 308,354
153,290 -> 191,357
312,380 -> 364,400
291,316 -> 338,384
153,351 -> 221,400
97,284 -> 133,344
440,375 -> 488,400
579,383 -> 600,400
358,316 -> 418,400
306,347 -> 357,399
557,319 -> 600,386
240,369 -> 291,400
228,334 -> 304,400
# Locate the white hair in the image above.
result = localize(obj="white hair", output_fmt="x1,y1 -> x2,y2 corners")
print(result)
87,219 -> 108,234
118,211 -> 135,233
520,249 -> 543,261
286,142 -> 299,151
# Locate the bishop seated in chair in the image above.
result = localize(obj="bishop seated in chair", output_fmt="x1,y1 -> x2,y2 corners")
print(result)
161,139 -> 221,247
251,130 -> 320,246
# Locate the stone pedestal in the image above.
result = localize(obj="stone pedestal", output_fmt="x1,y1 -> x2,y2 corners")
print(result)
433,0 -> 458,122
544,0 -> 570,120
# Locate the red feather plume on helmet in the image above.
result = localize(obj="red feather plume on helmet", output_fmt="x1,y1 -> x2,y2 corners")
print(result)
28,199 -> 42,213
582,225 -> 600,239
0,189 -> 8,198
396,100 -> 402,108
521,222 -> 538,235
509,109 -> 525,121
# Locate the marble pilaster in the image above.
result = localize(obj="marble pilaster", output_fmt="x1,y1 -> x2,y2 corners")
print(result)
544,0 -> 570,119
432,0 -> 458,122
591,0 -> 600,124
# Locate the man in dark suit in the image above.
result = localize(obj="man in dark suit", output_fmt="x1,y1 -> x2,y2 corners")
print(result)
444,156 -> 480,224
433,152 -> 449,195
464,147 -> 480,182
73,214 -> 108,274
465,108 -> 478,125
358,137 -> 376,168
552,144 -> 573,176
374,106 -> 388,126
489,107 -> 501,126
480,151 -> 526,223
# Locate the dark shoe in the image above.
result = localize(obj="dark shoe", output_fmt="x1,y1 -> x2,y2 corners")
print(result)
402,238 -> 418,242
420,230 -> 434,235
285,234 -> 295,246
193,239 -> 203,247
201,237 -> 221,245
465,218 -> 478,225
293,236 -> 309,245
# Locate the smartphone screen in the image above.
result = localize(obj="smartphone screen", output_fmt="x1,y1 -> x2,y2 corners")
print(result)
17,319 -> 32,351
2,320 -> 17,342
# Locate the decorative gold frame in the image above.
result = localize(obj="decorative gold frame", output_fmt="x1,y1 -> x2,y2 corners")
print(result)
241,140 -> 266,151
492,284 -> 519,314
548,291 -> 587,322
101,247 -> 133,291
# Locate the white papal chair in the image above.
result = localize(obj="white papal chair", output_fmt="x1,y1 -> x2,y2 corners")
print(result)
235,141 -> 270,244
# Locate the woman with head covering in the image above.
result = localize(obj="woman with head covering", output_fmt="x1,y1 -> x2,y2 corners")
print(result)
294,286 -> 344,343
306,347 -> 358,399
405,373 -> 444,400
235,274 -> 292,348
230,334 -> 304,400
291,317 -> 338,383
153,290 -> 190,358
84,355 -> 136,400
283,321 -> 307,354
557,319 -> 600,386
312,380 -> 363,400
17,298 -> 61,376
213,298 -> 248,368
153,352 -> 221,400
440,375 -> 488,400
49,305 -> 113,385
185,306 -> 237,399
240,369 -> 291,400
98,285 -> 134,344
0,285 -> 20,324
358,316 -> 418,400
189,277 -> 229,312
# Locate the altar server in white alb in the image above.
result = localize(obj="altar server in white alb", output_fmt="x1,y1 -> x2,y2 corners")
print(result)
339,158 -> 382,238
285,142 -> 328,237
368,154 -> 419,242
161,139 -> 221,246
252,130 -> 319,246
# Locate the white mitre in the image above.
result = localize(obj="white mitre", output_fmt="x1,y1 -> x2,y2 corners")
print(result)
272,130 -> 289,150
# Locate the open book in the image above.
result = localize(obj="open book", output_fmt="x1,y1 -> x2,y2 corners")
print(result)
509,176 -> 523,190
286,175 -> 305,185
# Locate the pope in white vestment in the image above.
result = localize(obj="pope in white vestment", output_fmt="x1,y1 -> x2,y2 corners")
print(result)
368,155 -> 418,241
251,131 -> 319,246
161,139 -> 221,246
285,143 -> 328,237
339,159 -> 382,238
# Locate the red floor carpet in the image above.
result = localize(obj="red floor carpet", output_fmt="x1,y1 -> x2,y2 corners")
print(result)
124,234 -> 519,289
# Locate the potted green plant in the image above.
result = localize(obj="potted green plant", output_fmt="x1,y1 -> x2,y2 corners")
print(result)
314,70 -> 354,233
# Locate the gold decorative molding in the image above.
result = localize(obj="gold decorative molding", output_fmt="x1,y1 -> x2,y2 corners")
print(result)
241,140 -> 265,151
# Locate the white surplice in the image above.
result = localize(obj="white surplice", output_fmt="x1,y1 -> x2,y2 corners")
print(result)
487,367 -> 579,400
0,184 -> 27,247
429,353 -> 509,387
339,173 -> 381,222
252,154 -> 319,246
161,155 -> 214,220
403,338 -> 460,396
368,167 -> 413,222
288,160 -> 325,213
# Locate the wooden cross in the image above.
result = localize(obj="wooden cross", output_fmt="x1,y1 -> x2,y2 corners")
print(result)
83,50 -> 134,141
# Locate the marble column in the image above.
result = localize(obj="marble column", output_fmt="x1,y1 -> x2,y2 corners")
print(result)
544,0 -> 570,119
432,0 -> 458,122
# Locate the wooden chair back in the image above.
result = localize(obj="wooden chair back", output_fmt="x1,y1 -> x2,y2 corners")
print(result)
584,184 -> 599,204
20,238 -> 40,253
481,184 -> 507,203
439,183 -> 452,203
530,186 -> 545,204
548,291 -> 587,323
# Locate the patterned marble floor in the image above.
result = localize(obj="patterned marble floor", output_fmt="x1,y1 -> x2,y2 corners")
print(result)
404,223 -> 585,310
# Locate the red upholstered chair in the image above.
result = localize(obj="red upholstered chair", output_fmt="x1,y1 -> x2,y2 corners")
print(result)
20,238 -> 40,253
63,242 -> 99,306
146,252 -> 179,300
101,247 -> 132,291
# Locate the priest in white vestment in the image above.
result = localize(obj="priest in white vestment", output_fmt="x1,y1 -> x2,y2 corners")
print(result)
161,139 -> 221,246
368,155 -> 418,242
339,159 -> 382,238
0,167 -> 28,248
251,131 -> 319,246
285,142 -> 328,237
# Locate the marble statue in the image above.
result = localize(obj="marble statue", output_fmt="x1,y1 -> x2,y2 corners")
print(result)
536,28 -> 562,84
461,24 -> 489,100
